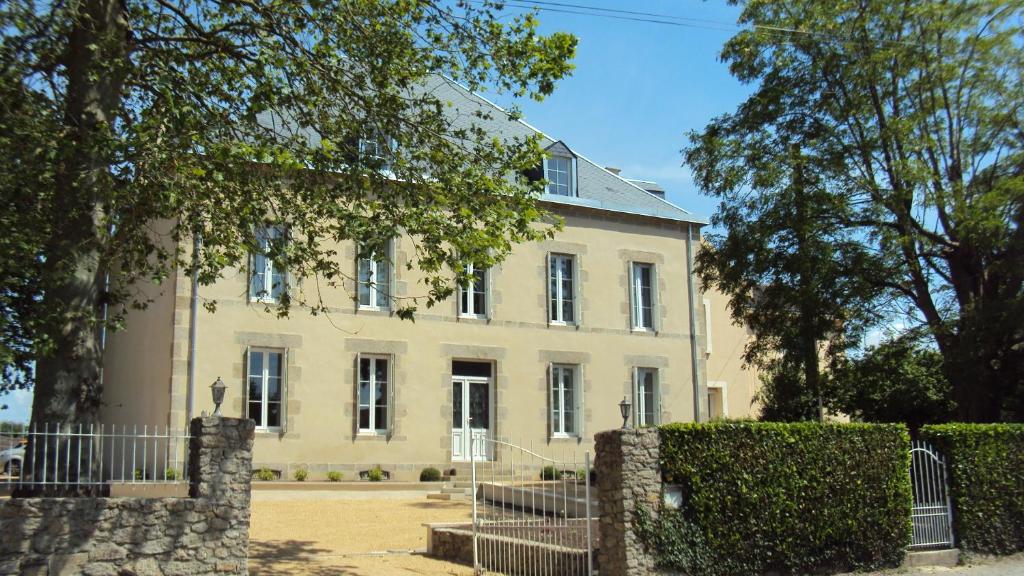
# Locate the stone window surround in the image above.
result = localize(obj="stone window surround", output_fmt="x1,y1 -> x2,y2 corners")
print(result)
618,249 -> 668,334
232,331 -> 302,439
538,350 -> 592,443
344,338 -> 408,442
624,354 -> 672,426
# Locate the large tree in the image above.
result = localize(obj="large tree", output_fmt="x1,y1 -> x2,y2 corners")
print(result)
0,0 -> 575,431
688,0 -> 1024,422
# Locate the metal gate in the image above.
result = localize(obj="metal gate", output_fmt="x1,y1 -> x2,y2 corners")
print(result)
469,437 -> 595,576
909,440 -> 955,549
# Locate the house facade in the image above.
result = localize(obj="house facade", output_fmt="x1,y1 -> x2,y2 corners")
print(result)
100,80 -> 759,480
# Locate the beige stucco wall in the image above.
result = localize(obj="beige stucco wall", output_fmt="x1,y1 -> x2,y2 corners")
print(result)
101,205 -> 761,480
700,286 -> 761,419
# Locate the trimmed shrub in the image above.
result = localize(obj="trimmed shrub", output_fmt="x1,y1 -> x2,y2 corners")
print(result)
420,467 -> 442,482
255,468 -> 276,482
163,469 -> 179,481
540,465 -> 562,481
367,466 -> 384,482
641,422 -> 911,576
921,424 -> 1024,555
326,471 -> 343,482
293,468 -> 308,482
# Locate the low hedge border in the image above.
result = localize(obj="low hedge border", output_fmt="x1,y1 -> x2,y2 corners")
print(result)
920,424 -> 1024,555
638,422 -> 911,576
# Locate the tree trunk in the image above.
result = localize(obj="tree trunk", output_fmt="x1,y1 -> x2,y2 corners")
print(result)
24,0 -> 127,495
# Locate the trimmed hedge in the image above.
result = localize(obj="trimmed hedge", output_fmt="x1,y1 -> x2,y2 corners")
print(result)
920,424 -> 1024,555
639,422 -> 911,576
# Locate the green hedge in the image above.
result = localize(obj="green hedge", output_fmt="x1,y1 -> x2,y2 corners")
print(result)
920,424 -> 1024,555
639,422 -> 911,576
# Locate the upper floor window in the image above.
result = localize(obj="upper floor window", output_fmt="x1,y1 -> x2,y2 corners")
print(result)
630,262 -> 655,330
358,242 -> 391,310
250,225 -> 286,303
459,264 -> 488,318
358,130 -> 392,171
247,348 -> 284,430
634,367 -> 659,427
545,155 -> 574,196
358,355 -> 390,434
550,364 -> 578,437
549,254 -> 575,325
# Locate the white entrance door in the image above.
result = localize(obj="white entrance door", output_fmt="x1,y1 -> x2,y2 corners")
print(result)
452,376 -> 492,461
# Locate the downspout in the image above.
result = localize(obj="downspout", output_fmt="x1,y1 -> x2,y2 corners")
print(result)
186,231 -> 201,423
685,223 -> 706,423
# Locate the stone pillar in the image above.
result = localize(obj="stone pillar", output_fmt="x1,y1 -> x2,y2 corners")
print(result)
595,428 -> 661,576
189,416 -> 256,502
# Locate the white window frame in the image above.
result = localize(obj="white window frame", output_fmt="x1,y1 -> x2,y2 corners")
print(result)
634,367 -> 660,427
458,264 -> 488,318
249,225 -> 286,303
707,380 -> 729,419
247,348 -> 285,431
358,241 -> 392,310
631,262 -> 656,331
543,155 -> 576,197
550,364 -> 578,438
703,298 -> 713,355
357,355 -> 391,435
549,254 -> 576,325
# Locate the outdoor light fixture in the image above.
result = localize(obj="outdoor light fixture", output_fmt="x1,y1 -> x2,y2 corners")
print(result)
619,396 -> 631,429
210,377 -> 226,417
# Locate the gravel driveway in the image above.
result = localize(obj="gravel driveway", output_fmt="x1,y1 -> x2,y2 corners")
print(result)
248,489 -> 475,576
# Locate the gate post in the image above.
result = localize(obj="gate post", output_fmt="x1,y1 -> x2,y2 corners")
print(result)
595,428 -> 661,576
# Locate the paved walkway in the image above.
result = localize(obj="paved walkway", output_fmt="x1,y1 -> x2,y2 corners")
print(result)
853,553 -> 1024,576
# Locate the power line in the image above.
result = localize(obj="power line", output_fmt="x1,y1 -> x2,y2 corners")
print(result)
473,0 -> 929,49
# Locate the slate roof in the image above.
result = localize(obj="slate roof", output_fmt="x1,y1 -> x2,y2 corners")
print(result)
426,77 -> 706,225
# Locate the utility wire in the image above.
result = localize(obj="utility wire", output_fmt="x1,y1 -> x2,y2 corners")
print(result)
474,0 -> 930,49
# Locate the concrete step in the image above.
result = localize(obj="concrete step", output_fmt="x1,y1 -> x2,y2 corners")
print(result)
441,486 -> 469,494
427,492 -> 466,501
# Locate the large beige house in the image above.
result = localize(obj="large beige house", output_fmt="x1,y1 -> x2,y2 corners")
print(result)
100,79 -> 759,480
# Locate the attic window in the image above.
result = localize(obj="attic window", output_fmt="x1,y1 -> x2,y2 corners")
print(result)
545,155 -> 574,196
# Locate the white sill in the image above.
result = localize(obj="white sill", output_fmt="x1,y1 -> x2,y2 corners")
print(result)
357,305 -> 390,312
550,434 -> 579,440
250,296 -> 281,305
548,321 -> 577,327
631,326 -> 655,333
255,427 -> 283,434
356,430 -> 388,437
458,313 -> 487,320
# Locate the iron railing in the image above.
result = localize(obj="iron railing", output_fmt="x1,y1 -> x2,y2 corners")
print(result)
470,437 -> 595,576
2,423 -> 191,490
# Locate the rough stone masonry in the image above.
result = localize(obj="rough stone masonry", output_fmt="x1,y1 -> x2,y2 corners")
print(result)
0,417 -> 255,576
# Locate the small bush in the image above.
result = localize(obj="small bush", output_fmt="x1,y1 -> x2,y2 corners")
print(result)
326,471 -> 343,482
367,466 -> 384,482
540,465 -> 562,481
420,467 -> 442,482
641,422 -> 911,575
293,468 -> 308,482
255,468 -> 276,482
163,469 -> 179,481
921,424 -> 1024,555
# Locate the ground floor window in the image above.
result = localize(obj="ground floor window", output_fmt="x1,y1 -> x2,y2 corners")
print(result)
634,367 -> 659,427
248,348 -> 284,429
358,355 -> 390,433
550,364 -> 578,437
708,381 -> 728,419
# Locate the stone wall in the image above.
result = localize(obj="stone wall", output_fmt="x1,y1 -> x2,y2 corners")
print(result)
0,417 -> 255,576
595,428 -> 661,576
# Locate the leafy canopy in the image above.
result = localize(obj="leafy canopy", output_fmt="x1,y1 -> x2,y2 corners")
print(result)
688,0 -> 1023,421
0,0 -> 576,392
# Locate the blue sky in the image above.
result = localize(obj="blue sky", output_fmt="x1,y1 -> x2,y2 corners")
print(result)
0,2 -> 754,424
489,0 -> 752,222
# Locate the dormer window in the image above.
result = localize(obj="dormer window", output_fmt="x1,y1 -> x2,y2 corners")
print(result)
545,155 -> 573,196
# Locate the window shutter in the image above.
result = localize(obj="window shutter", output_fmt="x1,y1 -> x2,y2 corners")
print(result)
485,267 -> 494,321
388,239 -> 397,313
545,252 -> 552,325
243,346 -> 251,420
628,261 -> 636,329
280,348 -> 289,435
652,264 -> 661,333
572,256 -> 582,328
655,370 -> 663,425
547,362 -> 554,439
353,353 -> 361,437
570,157 -> 579,197
577,364 -> 585,439
632,366 -> 639,426
387,354 -> 396,439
